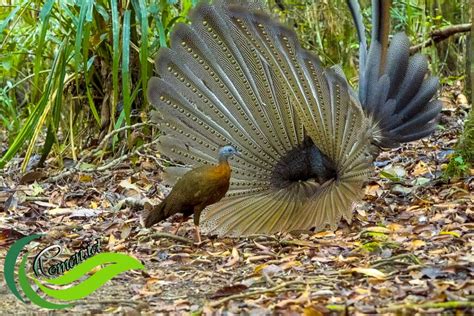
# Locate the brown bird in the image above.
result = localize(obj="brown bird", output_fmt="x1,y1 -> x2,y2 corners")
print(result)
143,145 -> 239,243
146,0 -> 441,236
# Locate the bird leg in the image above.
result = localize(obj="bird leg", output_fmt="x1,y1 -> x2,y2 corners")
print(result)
194,225 -> 202,244
193,207 -> 204,245
173,216 -> 186,235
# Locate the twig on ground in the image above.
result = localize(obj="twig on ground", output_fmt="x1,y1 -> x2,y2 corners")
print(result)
379,301 -> 474,313
208,280 -> 306,307
262,272 -> 277,287
93,122 -> 152,157
242,234 -> 280,242
279,239 -> 319,247
139,231 -> 194,245
370,253 -> 421,269
372,260 -> 412,270
137,153 -> 167,169
208,276 -> 336,308
95,137 -> 161,171
24,196 -> 50,202
84,299 -> 147,308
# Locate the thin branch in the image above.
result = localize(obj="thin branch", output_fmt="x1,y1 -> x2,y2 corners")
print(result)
208,280 -> 306,307
208,276 -> 338,308
379,301 -> 474,313
410,23 -> 471,53
92,122 -> 152,158
139,232 -> 194,245
96,137 -> 162,171
370,253 -> 421,269
83,299 -> 147,308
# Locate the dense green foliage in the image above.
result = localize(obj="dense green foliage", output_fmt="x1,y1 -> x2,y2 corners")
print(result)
280,0 -> 470,81
0,0 -> 196,169
445,107 -> 473,177
0,0 -> 470,170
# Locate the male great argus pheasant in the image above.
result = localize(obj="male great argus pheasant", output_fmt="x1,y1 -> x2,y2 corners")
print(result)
146,0 -> 442,237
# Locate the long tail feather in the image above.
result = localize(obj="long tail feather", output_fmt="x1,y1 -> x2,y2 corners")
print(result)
351,0 -> 442,148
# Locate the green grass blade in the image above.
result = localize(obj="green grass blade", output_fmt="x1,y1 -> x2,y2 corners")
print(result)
74,0 -> 91,77
0,38 -> 67,169
122,10 -> 131,125
39,43 -> 72,166
59,1 -> 79,26
22,40 -> 73,171
82,15 -> 100,125
138,0 -> 149,105
155,16 -> 167,48
0,3 -> 22,35
111,0 -> 120,129
33,0 -> 54,101
112,109 -> 126,146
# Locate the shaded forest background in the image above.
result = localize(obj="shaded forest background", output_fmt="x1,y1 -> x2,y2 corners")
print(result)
0,0 -> 472,173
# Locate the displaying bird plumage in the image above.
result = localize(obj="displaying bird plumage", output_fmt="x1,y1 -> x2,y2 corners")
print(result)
347,0 -> 442,149
146,0 -> 441,237
143,145 -> 238,242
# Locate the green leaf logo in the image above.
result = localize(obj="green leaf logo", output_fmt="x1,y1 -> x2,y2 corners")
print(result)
4,234 -> 145,309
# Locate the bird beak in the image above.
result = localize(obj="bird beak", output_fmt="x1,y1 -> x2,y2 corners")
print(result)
234,151 -> 242,157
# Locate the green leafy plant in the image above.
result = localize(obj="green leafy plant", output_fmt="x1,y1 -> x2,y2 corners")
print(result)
445,155 -> 469,178
444,107 -> 473,178
0,0 -> 195,170
0,82 -> 20,138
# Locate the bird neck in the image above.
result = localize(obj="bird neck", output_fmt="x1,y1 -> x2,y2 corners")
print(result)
215,158 -> 231,178
218,156 -> 229,165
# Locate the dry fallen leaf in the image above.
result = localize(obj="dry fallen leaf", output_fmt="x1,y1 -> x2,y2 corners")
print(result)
209,284 -> 248,299
20,170 -> 47,184
78,174 -> 94,182
412,161 -> 429,176
0,228 -> 26,247
407,239 -> 426,250
351,268 -> 386,279
280,260 -> 302,270
362,226 -> 391,234
365,183 -> 382,197
303,304 -> 330,316
456,93 -> 468,105
224,247 -> 240,267
262,264 -> 283,276
276,285 -> 310,308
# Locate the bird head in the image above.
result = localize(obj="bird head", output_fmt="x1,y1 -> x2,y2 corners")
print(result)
218,145 -> 239,162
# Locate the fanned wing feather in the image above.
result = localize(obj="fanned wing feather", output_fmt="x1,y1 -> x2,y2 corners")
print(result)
203,182 -> 318,236
201,4 -> 370,236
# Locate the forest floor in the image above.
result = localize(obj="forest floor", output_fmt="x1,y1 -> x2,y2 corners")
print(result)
0,84 -> 473,315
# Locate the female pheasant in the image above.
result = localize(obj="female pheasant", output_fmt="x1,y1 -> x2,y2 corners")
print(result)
143,146 -> 239,242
